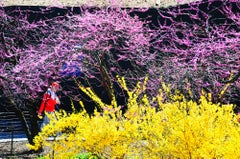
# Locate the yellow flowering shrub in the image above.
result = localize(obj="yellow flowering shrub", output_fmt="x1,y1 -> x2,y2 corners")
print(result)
28,77 -> 240,159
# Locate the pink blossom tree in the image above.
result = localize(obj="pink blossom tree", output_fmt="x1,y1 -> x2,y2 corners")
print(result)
150,0 -> 239,104
0,6 -> 152,143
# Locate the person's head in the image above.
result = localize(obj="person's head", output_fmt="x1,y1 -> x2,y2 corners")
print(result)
51,82 -> 60,92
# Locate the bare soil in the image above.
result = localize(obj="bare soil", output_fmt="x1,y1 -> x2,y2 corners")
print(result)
0,141 -> 48,159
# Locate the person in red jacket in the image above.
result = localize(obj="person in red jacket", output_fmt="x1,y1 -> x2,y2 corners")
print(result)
38,82 -> 61,129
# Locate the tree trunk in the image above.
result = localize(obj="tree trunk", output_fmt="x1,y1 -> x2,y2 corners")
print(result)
9,99 -> 40,144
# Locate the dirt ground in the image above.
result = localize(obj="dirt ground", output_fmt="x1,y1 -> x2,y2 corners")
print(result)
0,141 -> 49,159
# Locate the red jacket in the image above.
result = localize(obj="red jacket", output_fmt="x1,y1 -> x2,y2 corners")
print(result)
38,89 -> 58,115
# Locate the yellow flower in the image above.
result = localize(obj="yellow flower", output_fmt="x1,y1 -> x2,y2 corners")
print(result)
28,76 -> 240,158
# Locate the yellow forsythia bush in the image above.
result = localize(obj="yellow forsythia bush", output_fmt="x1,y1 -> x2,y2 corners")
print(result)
28,77 -> 240,158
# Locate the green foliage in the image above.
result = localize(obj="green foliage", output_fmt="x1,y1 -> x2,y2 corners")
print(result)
73,152 -> 90,159
72,152 -> 100,159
